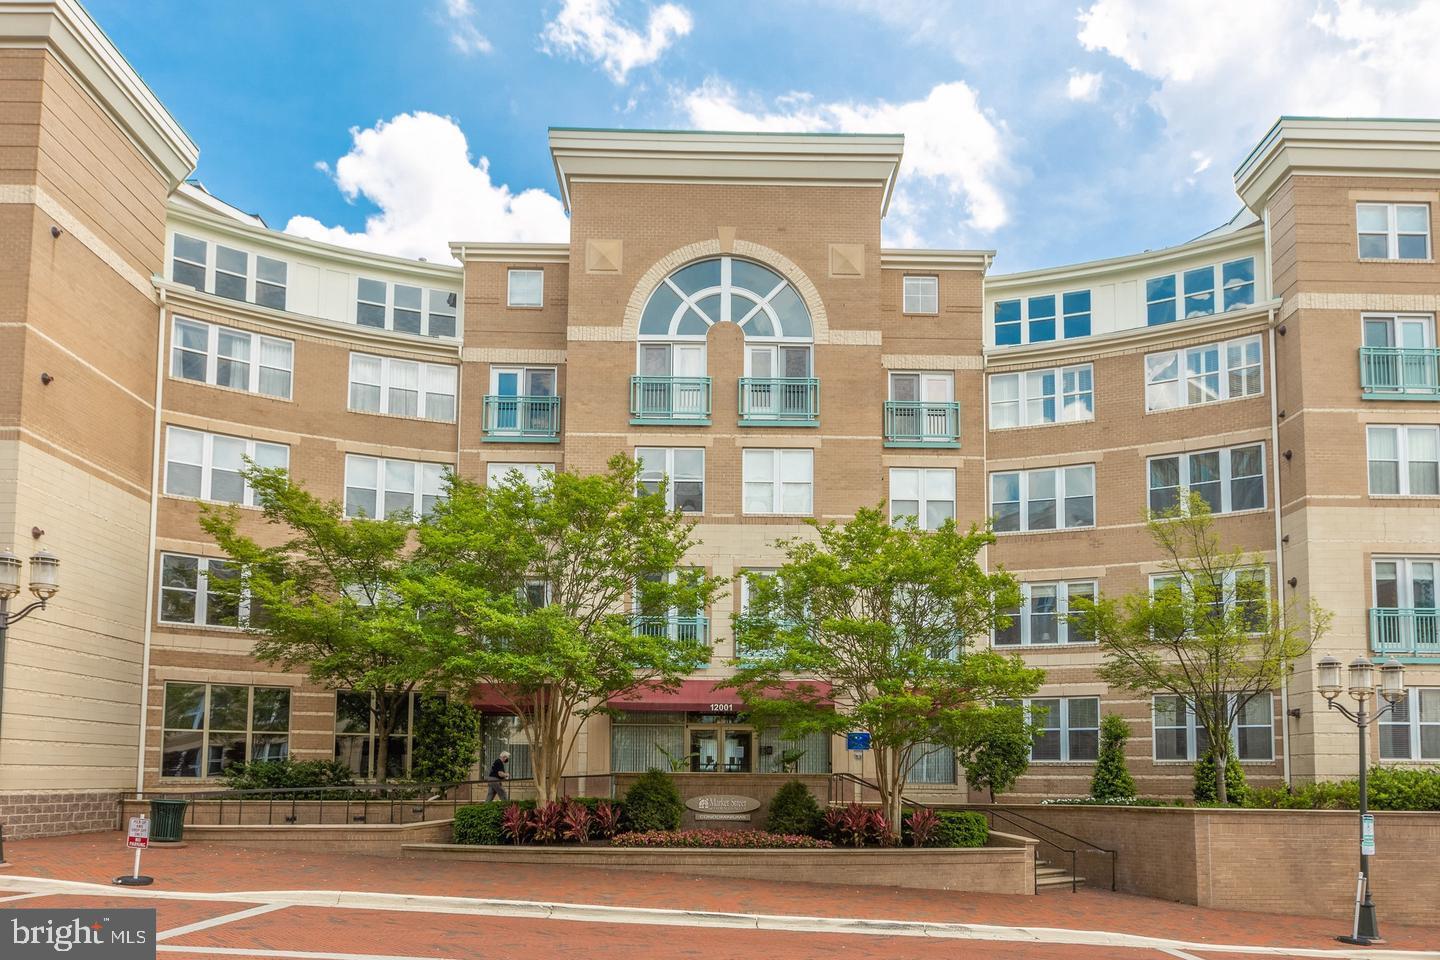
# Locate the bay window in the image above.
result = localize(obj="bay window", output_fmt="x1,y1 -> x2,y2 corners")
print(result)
990,464 -> 1095,533
1147,443 -> 1266,515
988,363 -> 1093,428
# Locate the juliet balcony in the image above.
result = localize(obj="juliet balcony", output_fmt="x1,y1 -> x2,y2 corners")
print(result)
1360,347 -> 1440,400
481,395 -> 562,442
629,377 -> 712,425
632,615 -> 710,644
1370,607 -> 1439,660
882,401 -> 961,448
737,378 -> 820,426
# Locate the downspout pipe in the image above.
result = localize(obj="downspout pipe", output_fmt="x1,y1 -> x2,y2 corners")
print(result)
1267,308 -> 1291,788
135,286 -> 168,796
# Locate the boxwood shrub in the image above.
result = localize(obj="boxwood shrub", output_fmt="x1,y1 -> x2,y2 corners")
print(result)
622,769 -> 684,831
765,779 -> 823,837
933,810 -> 988,848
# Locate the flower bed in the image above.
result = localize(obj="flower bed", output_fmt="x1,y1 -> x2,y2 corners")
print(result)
610,829 -> 832,849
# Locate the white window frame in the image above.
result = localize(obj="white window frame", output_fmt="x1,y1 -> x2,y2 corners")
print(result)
991,290 -> 1092,346
1148,568 -> 1270,636
355,278 -> 460,338
989,464 -> 1095,534
485,463 -> 554,489
888,467 -> 956,530
1366,425 -> 1440,496
344,455 -> 448,519
1021,696 -> 1100,763
158,553 -> 251,627
994,580 -> 1097,647
169,234 -> 289,311
902,275 -> 938,315
1151,692 -> 1274,763
988,363 -> 1094,429
636,447 -> 706,513
1144,334 -> 1263,412
1379,688 -> 1440,762
1145,258 -> 1256,325
347,353 -> 457,422
508,269 -> 545,308
1357,203 -> 1431,261
1146,443 -> 1267,516
170,317 -> 293,400
742,448 -> 814,516
163,427 -> 289,506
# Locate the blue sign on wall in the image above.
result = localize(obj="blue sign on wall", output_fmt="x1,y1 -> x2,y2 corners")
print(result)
846,732 -> 871,751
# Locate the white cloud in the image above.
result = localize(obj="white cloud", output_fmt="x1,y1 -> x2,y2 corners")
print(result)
284,112 -> 569,263
541,0 -> 692,84
682,80 -> 1010,246
1066,70 -> 1102,103
1077,0 -> 1440,189
442,0 -> 492,56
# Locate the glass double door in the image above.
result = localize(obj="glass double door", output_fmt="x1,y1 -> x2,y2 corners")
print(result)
491,367 -> 556,432
639,343 -> 707,418
744,345 -> 812,418
1364,316 -> 1437,391
689,724 -> 753,773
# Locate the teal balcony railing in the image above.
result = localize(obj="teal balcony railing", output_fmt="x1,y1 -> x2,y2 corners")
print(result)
630,377 -> 711,424
1370,607 -> 1440,658
883,401 -> 961,447
631,615 -> 710,644
1360,347 -> 1440,399
737,378 -> 819,425
482,395 -> 561,441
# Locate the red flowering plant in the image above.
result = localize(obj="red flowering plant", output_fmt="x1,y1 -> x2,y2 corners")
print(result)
903,807 -> 940,847
501,803 -> 530,844
528,800 -> 565,844
560,799 -> 593,844
592,800 -> 623,839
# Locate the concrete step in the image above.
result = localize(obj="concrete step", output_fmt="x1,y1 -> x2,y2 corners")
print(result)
1037,872 -> 1086,890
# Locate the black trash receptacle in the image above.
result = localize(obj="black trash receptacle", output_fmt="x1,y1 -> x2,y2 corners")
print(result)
149,798 -> 189,843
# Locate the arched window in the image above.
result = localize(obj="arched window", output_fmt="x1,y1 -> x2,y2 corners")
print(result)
639,257 -> 812,341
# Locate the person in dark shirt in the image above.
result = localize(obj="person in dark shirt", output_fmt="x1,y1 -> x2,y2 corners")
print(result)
486,751 -> 510,801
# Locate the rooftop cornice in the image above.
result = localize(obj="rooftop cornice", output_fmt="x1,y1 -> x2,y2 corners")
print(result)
986,222 -> 1264,291
1235,116 -> 1440,212
548,127 -> 905,216
167,199 -> 463,280
0,0 -> 198,188
448,241 -> 571,264
880,248 -> 994,272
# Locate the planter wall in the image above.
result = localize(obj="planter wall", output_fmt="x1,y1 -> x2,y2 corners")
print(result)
613,773 -> 831,831
956,804 -> 1440,924
120,797 -> 464,828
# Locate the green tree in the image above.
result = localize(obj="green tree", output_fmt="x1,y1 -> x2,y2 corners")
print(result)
1193,734 -> 1248,804
411,695 -> 482,784
1076,493 -> 1327,805
728,507 -> 1043,836
409,456 -> 723,803
959,703 -> 1035,802
202,467 -> 457,782
1089,714 -> 1137,800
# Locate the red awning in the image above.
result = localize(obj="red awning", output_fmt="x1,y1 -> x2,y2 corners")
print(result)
607,679 -> 832,713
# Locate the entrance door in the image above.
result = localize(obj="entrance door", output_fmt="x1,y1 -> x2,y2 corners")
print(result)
688,724 -> 753,772
723,729 -> 753,772
690,728 -> 719,772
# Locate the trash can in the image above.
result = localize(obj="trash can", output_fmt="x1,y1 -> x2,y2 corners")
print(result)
149,798 -> 189,843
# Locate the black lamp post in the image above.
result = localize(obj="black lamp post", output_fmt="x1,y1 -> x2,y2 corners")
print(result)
1316,654 -> 1406,946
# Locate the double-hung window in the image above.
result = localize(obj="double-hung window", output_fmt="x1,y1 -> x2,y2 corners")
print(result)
485,462 -> 554,489
1357,203 -> 1431,260
994,299 -> 1022,345
1147,258 -> 1256,326
1018,697 -> 1099,762
356,279 -> 460,338
990,465 -> 1095,533
637,448 -> 705,513
348,353 -> 458,422
169,234 -> 288,310
902,276 -> 939,314
1152,693 -> 1273,762
1062,291 -> 1091,338
172,234 -> 207,291
1150,568 -> 1268,634
992,291 -> 1091,345
214,245 -> 247,301
888,468 -> 955,530
427,290 -> 458,337
988,364 -> 1093,428
161,682 -> 290,778
994,581 -> 1097,647
508,269 -> 544,307
1145,335 -> 1262,411
742,449 -> 814,515
164,427 -> 288,506
171,317 -> 293,399
1367,425 -> 1440,495
344,455 -> 448,519
1147,443 -> 1266,515
1379,688 -> 1440,761
159,553 -> 249,627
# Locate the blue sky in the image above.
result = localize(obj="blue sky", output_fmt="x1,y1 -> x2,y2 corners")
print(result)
88,0 -> 1440,272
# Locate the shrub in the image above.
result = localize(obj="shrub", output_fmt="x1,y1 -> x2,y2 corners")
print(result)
902,808 -> 940,847
765,780 -> 822,837
611,829 -> 833,849
560,799 -> 593,843
822,803 -> 892,847
933,811 -> 988,848
1245,767 -> 1440,811
222,758 -> 354,792
410,696 -> 481,784
1192,744 -> 1248,805
453,802 -> 508,845
622,769 -> 684,831
1090,714 -> 1138,801
502,802 -> 531,843
592,800 -> 623,839
528,800 -> 565,843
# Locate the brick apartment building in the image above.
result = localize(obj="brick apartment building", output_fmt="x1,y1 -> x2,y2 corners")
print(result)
2,0 -> 1438,835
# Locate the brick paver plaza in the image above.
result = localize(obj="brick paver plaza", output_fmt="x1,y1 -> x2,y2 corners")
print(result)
2,834 -> 1436,960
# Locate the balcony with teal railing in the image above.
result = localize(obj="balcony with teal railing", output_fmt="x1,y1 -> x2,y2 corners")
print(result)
1370,607 -> 1440,660
629,377 -> 711,425
737,378 -> 819,426
883,401 -> 961,447
1360,347 -> 1440,400
631,615 -> 710,644
482,395 -> 561,442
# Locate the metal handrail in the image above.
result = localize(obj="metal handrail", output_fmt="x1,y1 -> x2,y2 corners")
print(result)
481,395 -> 562,438
826,772 -> 933,811
883,400 -> 961,443
737,377 -> 819,423
1359,346 -> 1440,397
979,807 -> 1117,893
1369,607 -> 1440,657
630,376 -> 711,421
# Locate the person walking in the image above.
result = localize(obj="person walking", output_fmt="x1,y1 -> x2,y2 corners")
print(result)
486,751 -> 511,801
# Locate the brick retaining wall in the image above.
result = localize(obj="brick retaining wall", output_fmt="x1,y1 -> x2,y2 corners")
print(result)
0,790 -> 119,840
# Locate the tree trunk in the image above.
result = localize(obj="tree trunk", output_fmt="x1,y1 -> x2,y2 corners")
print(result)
1214,750 -> 1228,805
873,746 -> 904,840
